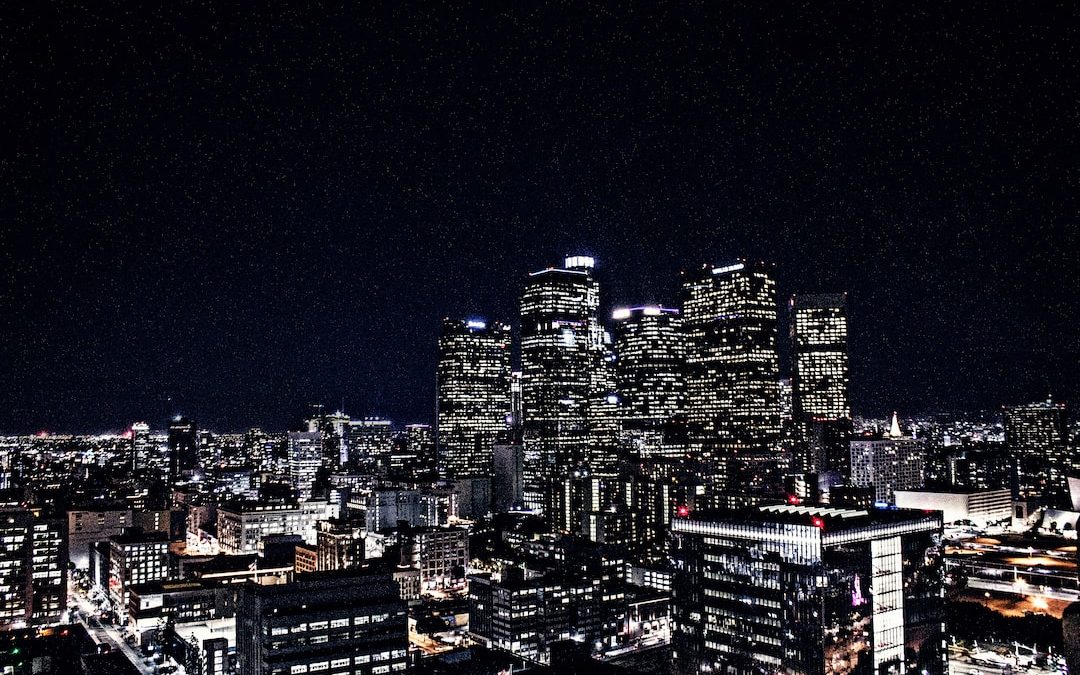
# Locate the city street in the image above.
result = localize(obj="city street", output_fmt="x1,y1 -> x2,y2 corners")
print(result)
72,581 -> 157,675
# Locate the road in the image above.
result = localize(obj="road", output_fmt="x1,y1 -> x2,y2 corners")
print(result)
72,582 -> 158,675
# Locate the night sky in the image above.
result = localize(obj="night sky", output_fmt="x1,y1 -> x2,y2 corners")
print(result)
2,2 -> 1077,433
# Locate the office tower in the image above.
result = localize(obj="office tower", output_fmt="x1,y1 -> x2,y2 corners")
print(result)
791,293 -> 852,475
306,408 -> 350,470
612,305 -> 686,458
680,261 -> 782,500
236,570 -> 408,675
388,423 -> 433,480
131,421 -> 151,471
1005,398 -> 1069,498
778,378 -> 793,425
401,526 -> 469,590
520,255 -> 613,521
849,414 -> 925,504
0,504 -> 67,629
436,318 -> 512,479
670,504 -> 946,675
168,416 -> 198,483
108,528 -> 170,623
287,431 -> 323,500
791,293 -> 850,422
66,508 -> 133,570
345,418 -> 396,467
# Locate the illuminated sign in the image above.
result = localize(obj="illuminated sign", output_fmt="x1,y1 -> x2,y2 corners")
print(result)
711,263 -> 745,275
564,255 -> 595,269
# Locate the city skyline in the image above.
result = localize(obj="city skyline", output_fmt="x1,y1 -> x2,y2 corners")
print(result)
4,3 -> 1077,433
1,251 -> 1072,435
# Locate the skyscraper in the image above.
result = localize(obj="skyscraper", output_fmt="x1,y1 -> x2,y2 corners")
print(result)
436,318 -> 512,479
790,293 -> 852,474
287,431 -> 323,500
168,416 -> 198,483
791,293 -> 850,422
611,305 -> 686,458
519,255 -> 611,517
670,504 -> 946,675
1005,398 -> 1069,498
130,421 -> 151,472
680,261 -> 782,500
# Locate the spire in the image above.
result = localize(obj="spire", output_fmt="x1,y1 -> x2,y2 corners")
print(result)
889,411 -> 902,438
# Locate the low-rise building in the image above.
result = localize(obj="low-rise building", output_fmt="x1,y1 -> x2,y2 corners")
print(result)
236,569 -> 408,675
894,488 -> 1011,528
216,500 -> 336,554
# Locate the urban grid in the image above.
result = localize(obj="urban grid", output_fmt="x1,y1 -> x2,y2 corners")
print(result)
2,4 -> 1078,675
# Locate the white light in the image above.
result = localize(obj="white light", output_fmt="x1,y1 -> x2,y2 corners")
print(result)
565,255 -> 595,269
612,308 -> 631,320
643,306 -> 661,316
711,263 -> 745,275
606,395 -> 619,405
466,320 -> 486,330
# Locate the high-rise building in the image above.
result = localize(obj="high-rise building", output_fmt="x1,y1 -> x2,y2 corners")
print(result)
790,293 -> 850,423
790,293 -> 852,476
108,528 -> 170,624
1005,398 -> 1069,498
131,421 -> 152,472
612,305 -> 686,458
287,431 -> 323,501
670,504 -> 946,675
168,417 -> 198,483
345,418 -> 396,467
520,256 -> 613,519
436,318 -> 512,479
680,261 -> 782,499
0,504 -> 67,629
849,414 -> 925,504
236,570 -> 408,675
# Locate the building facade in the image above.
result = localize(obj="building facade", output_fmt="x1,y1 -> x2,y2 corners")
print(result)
680,261 -> 782,503
670,505 -> 946,675
520,256 -> 610,518
216,500 -> 336,555
612,306 -> 686,458
0,505 -> 67,629
1005,399 -> 1069,498
235,570 -> 408,675
287,432 -> 323,501
436,318 -> 512,479
850,434 -> 925,505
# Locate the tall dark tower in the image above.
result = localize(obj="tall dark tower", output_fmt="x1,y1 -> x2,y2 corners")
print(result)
519,255 -> 614,526
436,318 -> 512,479
790,293 -> 852,476
1005,398 -> 1069,498
167,416 -> 197,484
680,261 -> 782,505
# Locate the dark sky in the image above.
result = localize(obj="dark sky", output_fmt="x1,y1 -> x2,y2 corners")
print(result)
2,1 -> 1078,433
